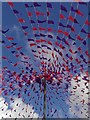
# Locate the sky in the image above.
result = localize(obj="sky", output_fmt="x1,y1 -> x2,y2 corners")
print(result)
0,0 -> 90,2
0,1 -> 89,119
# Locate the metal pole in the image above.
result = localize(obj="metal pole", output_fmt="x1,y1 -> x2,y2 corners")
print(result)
43,78 -> 46,120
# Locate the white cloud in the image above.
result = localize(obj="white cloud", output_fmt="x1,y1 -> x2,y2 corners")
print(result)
67,73 -> 89,118
0,96 -> 39,118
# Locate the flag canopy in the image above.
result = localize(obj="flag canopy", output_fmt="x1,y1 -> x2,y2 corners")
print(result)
0,2 -> 89,119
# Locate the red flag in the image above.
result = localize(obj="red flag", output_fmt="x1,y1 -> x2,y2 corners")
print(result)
18,18 -> 25,23
2,56 -> 7,60
16,47 -> 22,51
36,40 -> 42,43
36,11 -> 44,16
58,29 -> 63,33
55,42 -> 59,46
75,58 -> 81,64
34,54 -> 38,58
85,50 -> 90,57
60,14 -> 65,19
41,39 -> 46,43
85,20 -> 90,26
65,66 -> 70,72
7,37 -> 14,41
36,39 -> 46,43
71,27 -> 75,32
77,35 -> 83,41
38,51 -> 41,54
68,16 -> 74,22
8,2 -> 14,7
42,50 -> 48,54
14,62 -> 19,67
16,54 -> 19,58
39,27 -> 46,31
69,49 -> 75,54
78,47 -> 82,52
47,12 -> 50,16
74,75 -> 79,81
76,10 -> 84,16
16,75 -> 20,81
64,40 -> 70,46
47,41 -> 52,45
12,72 -> 16,76
52,52 -> 54,58
63,31 -> 69,36
24,32 -> 28,36
6,45 -> 13,49
88,33 -> 90,38
32,27 -> 37,31
69,56 -> 73,61
30,43 -> 36,47
28,12 -> 32,17
47,28 -> 53,32
59,44 -> 63,49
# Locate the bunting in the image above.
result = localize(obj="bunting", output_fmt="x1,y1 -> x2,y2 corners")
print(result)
0,1 -> 89,119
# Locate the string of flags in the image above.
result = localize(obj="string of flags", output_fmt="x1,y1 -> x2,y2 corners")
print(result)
0,1 -> 90,119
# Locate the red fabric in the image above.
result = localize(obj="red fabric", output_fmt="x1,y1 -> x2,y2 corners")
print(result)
7,37 -> 14,40
8,2 -> 14,7
30,43 -> 36,47
76,10 -> 84,16
47,41 -> 52,45
28,12 -> 32,16
18,18 -> 25,23
60,14 -> 65,19
68,16 -> 75,22
85,20 -> 90,26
